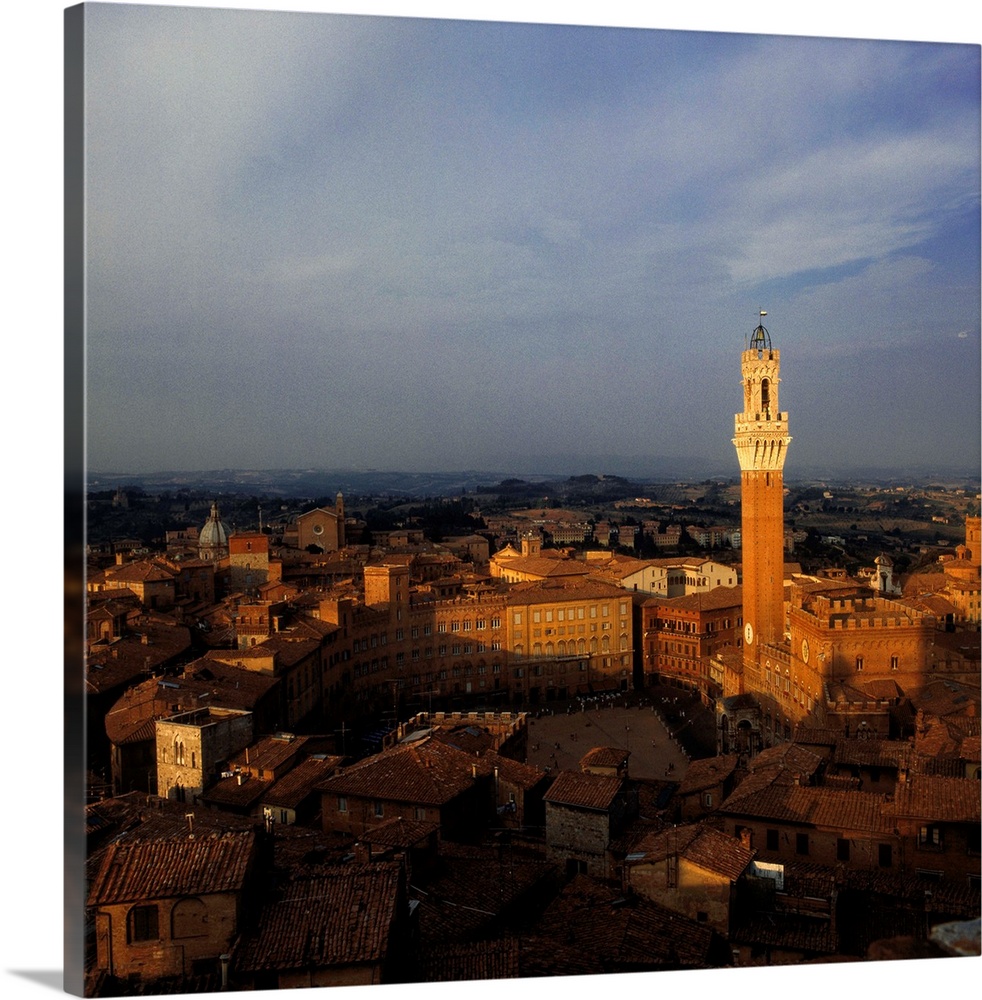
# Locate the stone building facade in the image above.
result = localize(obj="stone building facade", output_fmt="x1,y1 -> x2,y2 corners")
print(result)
88,830 -> 258,981
295,494 -> 346,552
155,707 -> 253,803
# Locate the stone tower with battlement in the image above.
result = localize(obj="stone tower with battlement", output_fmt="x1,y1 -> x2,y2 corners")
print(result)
733,314 -> 792,660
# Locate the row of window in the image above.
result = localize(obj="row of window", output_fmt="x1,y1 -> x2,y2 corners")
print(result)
515,603 -> 625,626
854,655 -> 901,671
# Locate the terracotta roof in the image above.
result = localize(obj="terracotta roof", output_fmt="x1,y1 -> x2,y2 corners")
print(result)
360,815 -> 440,849
261,756 -> 342,809
476,750 -> 549,790
256,633 -> 320,664
414,848 -> 557,947
505,577 -> 625,602
424,724 -> 498,756
418,939 -> 522,981
230,734 -> 310,774
579,746 -> 630,770
731,911 -> 838,954
721,782 -> 892,834
643,586 -> 743,613
627,823 -> 755,881
749,743 -> 824,782
542,770 -> 624,811
793,726 -> 841,747
105,560 -> 178,584
910,678 -> 981,717
532,874 -> 717,968
317,738 -> 478,806
199,773 -> 270,808
235,864 -> 403,972
87,830 -> 256,905
104,664 -> 278,744
498,556 -> 590,580
677,754 -> 739,794
86,623 -> 193,694
900,593 -> 959,617
885,774 -> 981,824
833,738 -> 912,770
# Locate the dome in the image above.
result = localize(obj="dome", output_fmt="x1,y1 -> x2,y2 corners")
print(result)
199,501 -> 229,553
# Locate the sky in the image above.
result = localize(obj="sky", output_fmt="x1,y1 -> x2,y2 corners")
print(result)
77,3 -> 981,479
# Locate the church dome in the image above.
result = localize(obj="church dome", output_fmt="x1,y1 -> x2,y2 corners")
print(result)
199,501 -> 229,552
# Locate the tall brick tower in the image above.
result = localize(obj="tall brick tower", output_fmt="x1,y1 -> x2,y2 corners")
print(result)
733,313 -> 791,661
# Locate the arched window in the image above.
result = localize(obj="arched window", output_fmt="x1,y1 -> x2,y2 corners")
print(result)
172,897 -> 208,939
761,378 -> 770,412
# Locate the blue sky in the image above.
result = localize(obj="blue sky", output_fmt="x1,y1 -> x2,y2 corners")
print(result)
78,2 -> 981,477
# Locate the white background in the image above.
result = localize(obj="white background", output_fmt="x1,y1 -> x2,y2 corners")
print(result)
1,2 -> 978,998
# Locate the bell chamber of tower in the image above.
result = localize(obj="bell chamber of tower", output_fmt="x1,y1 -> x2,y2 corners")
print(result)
733,315 -> 792,656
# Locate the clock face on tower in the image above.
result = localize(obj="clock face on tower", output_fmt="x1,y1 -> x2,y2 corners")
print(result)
744,622 -> 753,645
801,638 -> 809,663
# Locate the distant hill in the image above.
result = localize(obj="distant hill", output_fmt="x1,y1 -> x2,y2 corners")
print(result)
86,461 -> 980,501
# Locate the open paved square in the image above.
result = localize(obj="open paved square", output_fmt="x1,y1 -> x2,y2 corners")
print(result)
524,700 -> 692,780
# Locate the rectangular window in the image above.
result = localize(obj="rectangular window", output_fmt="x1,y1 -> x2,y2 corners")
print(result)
374,801 -> 384,818
856,656 -> 864,671
766,828 -> 779,851
890,655 -> 899,671
918,825 -> 943,849
795,833 -> 809,855
878,844 -> 893,868
837,838 -> 850,862
514,613 -> 523,625
128,905 -> 159,943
